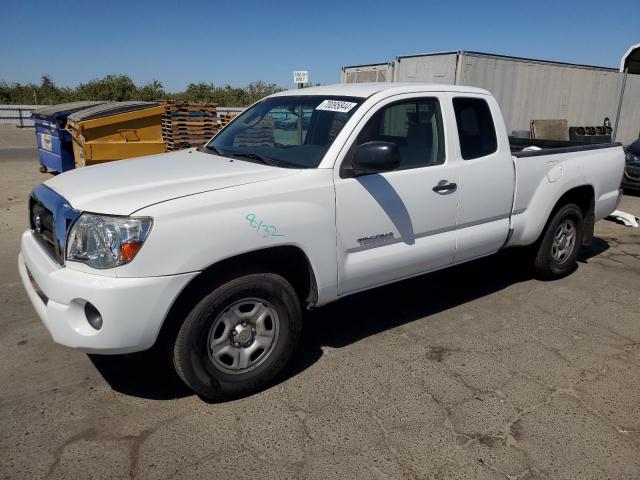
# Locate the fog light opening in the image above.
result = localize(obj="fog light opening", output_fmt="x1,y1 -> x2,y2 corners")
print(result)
84,302 -> 103,330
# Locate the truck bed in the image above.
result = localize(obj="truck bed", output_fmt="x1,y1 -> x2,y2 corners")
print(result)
509,137 -> 621,158
506,138 -> 624,248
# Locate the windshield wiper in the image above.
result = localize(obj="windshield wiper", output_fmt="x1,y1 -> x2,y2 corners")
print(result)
203,145 -> 226,157
231,152 -> 279,166
203,146 -> 283,167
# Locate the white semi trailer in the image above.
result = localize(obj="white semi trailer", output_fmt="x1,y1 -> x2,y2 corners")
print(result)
342,50 -> 640,144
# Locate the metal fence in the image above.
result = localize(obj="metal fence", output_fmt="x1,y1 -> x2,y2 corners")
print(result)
217,106 -> 245,115
0,105 -> 38,127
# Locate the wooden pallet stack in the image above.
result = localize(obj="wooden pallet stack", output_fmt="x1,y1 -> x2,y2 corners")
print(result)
219,112 -> 240,129
162,101 -> 221,151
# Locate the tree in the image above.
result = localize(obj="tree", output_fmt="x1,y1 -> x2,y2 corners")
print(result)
0,81 -> 11,104
181,82 -> 215,103
75,75 -> 138,101
137,80 -> 165,101
39,75 -> 66,105
0,75 -> 284,106
245,81 -> 283,104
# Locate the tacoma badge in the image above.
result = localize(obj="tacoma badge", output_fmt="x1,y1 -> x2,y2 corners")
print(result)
357,232 -> 394,247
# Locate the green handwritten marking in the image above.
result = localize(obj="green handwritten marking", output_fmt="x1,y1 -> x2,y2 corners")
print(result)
245,214 -> 284,237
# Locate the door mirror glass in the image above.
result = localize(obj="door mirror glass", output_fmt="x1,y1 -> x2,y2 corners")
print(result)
351,141 -> 400,175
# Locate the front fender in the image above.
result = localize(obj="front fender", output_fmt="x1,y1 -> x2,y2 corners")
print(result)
115,169 -> 339,304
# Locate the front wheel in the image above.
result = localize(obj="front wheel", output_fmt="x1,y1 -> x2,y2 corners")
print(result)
533,203 -> 584,279
172,273 -> 302,400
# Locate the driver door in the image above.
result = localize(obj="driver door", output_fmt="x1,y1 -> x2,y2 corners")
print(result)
335,94 -> 459,295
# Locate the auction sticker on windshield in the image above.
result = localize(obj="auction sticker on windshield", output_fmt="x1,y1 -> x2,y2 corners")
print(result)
316,100 -> 358,113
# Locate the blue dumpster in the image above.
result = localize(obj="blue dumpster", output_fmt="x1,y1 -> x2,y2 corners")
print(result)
32,101 -> 105,173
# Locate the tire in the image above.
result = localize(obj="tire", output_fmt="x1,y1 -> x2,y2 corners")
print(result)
533,203 -> 584,280
172,273 -> 301,401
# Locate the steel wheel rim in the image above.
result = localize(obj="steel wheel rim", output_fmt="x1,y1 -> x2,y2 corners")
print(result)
551,219 -> 576,264
207,297 -> 280,375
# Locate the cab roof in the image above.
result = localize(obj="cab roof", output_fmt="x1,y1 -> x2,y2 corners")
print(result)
271,82 -> 491,98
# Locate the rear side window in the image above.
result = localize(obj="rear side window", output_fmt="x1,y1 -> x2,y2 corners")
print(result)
453,97 -> 497,160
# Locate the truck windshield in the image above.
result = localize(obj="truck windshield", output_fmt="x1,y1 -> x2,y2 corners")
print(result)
206,95 -> 363,168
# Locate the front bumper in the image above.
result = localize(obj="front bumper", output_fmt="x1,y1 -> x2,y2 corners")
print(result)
18,230 -> 198,354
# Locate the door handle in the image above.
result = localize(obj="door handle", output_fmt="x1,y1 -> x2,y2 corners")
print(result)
432,181 -> 457,193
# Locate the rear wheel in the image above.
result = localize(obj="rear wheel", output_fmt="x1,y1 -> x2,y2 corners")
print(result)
533,203 -> 584,279
172,273 -> 301,400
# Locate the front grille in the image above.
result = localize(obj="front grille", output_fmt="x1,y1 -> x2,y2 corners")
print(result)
30,197 -> 62,264
29,185 -> 82,266
626,165 -> 640,181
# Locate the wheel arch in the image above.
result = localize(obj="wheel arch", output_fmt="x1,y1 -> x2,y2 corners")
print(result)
508,183 -> 596,248
155,245 -> 318,348
542,184 -> 595,246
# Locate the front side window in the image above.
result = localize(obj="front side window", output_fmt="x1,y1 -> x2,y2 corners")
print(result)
452,97 -> 497,160
207,95 -> 363,168
350,98 -> 445,170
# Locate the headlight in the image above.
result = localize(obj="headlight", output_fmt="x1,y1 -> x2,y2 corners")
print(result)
66,213 -> 153,269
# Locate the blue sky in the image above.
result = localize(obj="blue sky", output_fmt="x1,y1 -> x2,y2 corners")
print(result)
1,0 -> 638,92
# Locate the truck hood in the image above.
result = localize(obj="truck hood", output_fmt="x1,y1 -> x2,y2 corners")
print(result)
44,149 -> 298,215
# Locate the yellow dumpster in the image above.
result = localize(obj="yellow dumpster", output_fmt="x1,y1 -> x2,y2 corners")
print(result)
66,101 -> 165,167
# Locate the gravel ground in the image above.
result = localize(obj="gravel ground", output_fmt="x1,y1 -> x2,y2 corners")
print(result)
1,127 -> 639,479
0,124 -> 36,149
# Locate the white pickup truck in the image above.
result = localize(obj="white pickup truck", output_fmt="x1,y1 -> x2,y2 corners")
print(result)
19,83 -> 624,400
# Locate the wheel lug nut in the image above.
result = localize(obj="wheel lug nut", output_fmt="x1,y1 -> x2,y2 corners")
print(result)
230,330 -> 237,336
241,321 -> 247,327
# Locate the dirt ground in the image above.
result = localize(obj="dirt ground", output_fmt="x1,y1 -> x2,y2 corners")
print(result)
1,125 -> 639,479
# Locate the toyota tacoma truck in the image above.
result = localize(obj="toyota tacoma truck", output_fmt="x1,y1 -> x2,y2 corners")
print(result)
19,83 -> 625,400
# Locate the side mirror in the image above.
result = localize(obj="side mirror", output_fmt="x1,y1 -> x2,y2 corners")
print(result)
351,141 -> 400,176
